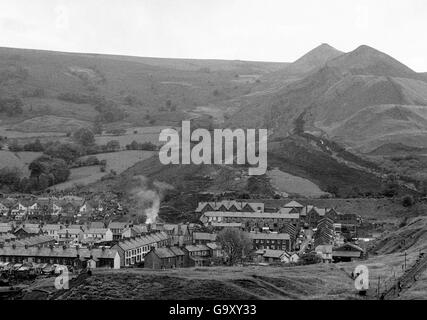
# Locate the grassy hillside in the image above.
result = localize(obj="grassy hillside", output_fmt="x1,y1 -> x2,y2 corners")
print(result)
0,46 -> 286,132
40,265 -> 359,300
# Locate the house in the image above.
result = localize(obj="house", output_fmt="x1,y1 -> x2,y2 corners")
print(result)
88,221 -> 105,229
282,201 -> 304,213
314,218 -> 335,247
195,201 -> 264,214
200,211 -> 300,233
57,228 -> 83,245
82,228 -> 113,243
112,232 -> 170,267
162,224 -> 192,247
306,207 -> 328,228
10,202 -> 28,218
289,253 -> 300,264
121,225 -> 148,239
42,224 -> 64,240
144,247 -> 186,269
108,222 -> 131,240
13,226 -> 41,238
206,242 -> 223,259
0,246 -> 120,269
27,203 -> 39,215
255,249 -> 290,264
0,203 -> 9,216
12,235 -> 56,248
315,245 -> 333,263
248,232 -> 292,251
0,233 -> 16,244
192,232 -> 217,245
0,225 -> 13,235
332,243 -> 365,262
67,224 -> 86,231
51,202 -> 63,216
210,222 -> 244,231
184,244 -> 211,267
79,202 -> 94,215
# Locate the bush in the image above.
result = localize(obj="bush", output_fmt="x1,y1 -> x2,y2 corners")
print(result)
402,195 -> 415,207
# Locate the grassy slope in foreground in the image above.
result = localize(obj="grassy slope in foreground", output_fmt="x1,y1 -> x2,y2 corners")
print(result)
52,265 -> 359,300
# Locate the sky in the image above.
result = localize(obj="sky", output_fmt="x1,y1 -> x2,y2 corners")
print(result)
0,0 -> 426,71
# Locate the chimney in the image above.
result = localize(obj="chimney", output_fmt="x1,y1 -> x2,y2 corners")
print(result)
25,244 -> 28,249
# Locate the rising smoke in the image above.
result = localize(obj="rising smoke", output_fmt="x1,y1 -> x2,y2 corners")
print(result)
129,176 -> 173,224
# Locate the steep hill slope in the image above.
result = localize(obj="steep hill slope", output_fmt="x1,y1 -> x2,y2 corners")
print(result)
227,45 -> 427,154
284,43 -> 344,75
327,45 -> 420,79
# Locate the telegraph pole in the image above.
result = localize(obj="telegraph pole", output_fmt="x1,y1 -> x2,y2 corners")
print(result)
377,276 -> 381,298
404,251 -> 407,270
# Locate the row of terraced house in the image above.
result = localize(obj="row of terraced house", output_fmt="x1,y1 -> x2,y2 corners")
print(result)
0,196 -> 123,219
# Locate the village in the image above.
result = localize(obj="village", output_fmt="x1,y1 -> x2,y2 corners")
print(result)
0,192 -> 368,296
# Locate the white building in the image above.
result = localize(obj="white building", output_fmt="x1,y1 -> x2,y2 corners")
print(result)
83,228 -> 113,243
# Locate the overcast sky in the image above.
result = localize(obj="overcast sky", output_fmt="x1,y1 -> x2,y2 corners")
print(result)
1,0 -> 426,71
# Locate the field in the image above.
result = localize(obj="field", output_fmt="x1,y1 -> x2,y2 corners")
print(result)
10,115 -> 93,133
267,168 -> 329,198
52,150 -> 155,190
0,150 -> 43,176
95,126 -> 173,146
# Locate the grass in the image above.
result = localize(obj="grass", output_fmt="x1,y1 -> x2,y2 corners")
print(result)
267,168 -> 328,198
95,126 -> 171,147
52,150 -> 155,190
47,264 -> 359,300
0,150 -> 43,176
10,115 -> 92,133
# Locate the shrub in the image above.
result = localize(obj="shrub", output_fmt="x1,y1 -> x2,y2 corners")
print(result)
402,195 -> 415,207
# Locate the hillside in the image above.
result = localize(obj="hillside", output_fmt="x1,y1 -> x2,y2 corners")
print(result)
227,44 -> 427,157
1,44 -> 426,202
0,46 -> 287,134
327,45 -> 420,79
282,43 -> 344,75
24,265 -> 359,300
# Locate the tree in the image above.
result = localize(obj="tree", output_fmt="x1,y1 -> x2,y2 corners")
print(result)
45,143 -> 82,163
23,139 -> 44,152
73,127 -> 95,146
326,185 -> 339,197
29,155 -> 70,185
217,228 -> 252,265
106,140 -> 120,152
299,252 -> 322,265
8,140 -> 22,152
0,167 -> 22,187
93,118 -> 103,135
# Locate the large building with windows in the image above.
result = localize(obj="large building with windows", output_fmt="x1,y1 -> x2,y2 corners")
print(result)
112,232 -> 170,267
